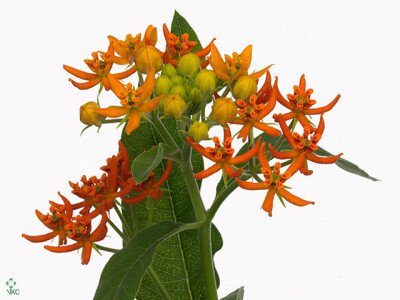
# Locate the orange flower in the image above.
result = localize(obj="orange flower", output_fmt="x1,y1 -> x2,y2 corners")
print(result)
108,25 -> 158,65
162,24 -> 214,67
269,114 -> 343,175
22,193 -> 73,245
210,44 -> 272,82
274,74 -> 341,131
122,160 -> 173,205
186,125 -> 261,179
235,143 -> 314,216
44,210 -> 108,265
63,42 -> 136,92
70,156 -> 135,218
230,79 -> 282,142
96,68 -> 163,135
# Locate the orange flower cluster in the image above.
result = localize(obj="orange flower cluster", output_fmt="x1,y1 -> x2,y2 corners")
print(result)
23,142 -> 173,264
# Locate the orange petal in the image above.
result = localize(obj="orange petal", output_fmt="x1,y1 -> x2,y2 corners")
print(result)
196,38 -> 216,58
250,64 -> 273,80
194,164 -> 222,180
223,164 -> 243,178
125,110 -> 141,135
22,231 -> 59,243
274,114 -> 297,149
140,68 -> 156,102
68,78 -> 101,90
315,114 -> 325,136
307,152 -> 343,164
229,137 -> 261,164
112,66 -> 137,80
140,95 -> 164,113
235,178 -> 268,190
268,144 -> 299,159
96,106 -> 129,118
262,188 -> 276,217
303,94 -> 341,115
253,122 -> 281,137
257,142 -> 271,171
153,160 -> 173,188
237,123 -> 252,142
63,65 -> 98,80
285,153 -> 306,177
277,188 -> 314,207
122,191 -> 148,205
210,43 -> 230,81
186,137 -> 215,161
44,242 -> 83,253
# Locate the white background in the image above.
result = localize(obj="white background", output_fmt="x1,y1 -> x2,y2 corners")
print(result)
1,0 -> 399,299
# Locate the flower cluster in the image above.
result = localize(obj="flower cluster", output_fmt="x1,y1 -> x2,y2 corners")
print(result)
23,142 -> 172,264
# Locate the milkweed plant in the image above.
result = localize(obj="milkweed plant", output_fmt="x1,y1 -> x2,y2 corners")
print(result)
22,11 -> 377,300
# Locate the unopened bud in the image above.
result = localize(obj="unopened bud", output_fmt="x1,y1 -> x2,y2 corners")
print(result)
170,85 -> 188,101
178,53 -> 200,78
161,64 -> 178,77
170,75 -> 184,86
135,46 -> 162,74
188,121 -> 209,142
164,94 -> 187,119
155,75 -> 173,96
195,69 -> 217,95
188,87 -> 202,105
80,101 -> 105,127
232,75 -> 257,100
211,97 -> 237,125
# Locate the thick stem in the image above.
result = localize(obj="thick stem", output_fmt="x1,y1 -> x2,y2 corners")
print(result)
149,112 -> 181,153
198,221 -> 218,300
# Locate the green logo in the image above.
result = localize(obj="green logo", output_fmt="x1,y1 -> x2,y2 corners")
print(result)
6,278 -> 20,295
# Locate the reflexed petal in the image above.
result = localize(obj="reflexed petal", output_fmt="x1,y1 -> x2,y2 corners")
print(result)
140,95 -> 164,113
257,143 -> 271,171
44,242 -> 83,253
210,43 -> 230,81
277,188 -> 314,207
63,65 -> 98,80
253,122 -> 281,137
140,68 -> 156,102
262,188 -> 276,217
22,231 -> 59,243
122,191 -> 148,205
186,137 -> 215,161
125,110 -> 141,135
68,78 -> 101,90
153,160 -> 173,188
307,152 -> 343,164
194,164 -> 222,180
303,94 -> 341,115
229,137 -> 261,164
223,163 -> 243,178
96,106 -> 129,118
268,144 -> 299,159
235,178 -> 268,190
112,66 -> 136,80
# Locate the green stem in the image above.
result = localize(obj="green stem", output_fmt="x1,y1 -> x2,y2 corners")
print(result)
130,204 -> 139,235
147,266 -> 173,300
149,112 -> 181,152
107,218 -> 129,243
113,201 -> 133,239
102,118 -> 123,124
181,142 -> 218,300
220,85 -> 230,98
138,72 -> 144,86
147,196 -> 154,227
94,244 -> 119,253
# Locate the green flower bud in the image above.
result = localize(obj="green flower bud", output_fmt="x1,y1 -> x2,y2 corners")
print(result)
178,53 -> 200,78
155,75 -> 173,96
170,85 -> 188,101
211,97 -> 237,125
188,121 -> 209,142
161,63 -> 178,77
195,69 -> 217,95
164,94 -> 187,119
232,75 -> 257,100
80,101 -> 105,127
188,87 -> 202,105
170,75 -> 185,86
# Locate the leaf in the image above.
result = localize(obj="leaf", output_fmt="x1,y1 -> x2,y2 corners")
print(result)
171,10 -> 203,54
315,146 -> 379,181
120,118 -> 222,300
93,221 -> 189,300
221,287 -> 245,300
131,145 -> 164,183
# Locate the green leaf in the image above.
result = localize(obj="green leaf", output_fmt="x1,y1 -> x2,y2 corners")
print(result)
221,287 -> 245,300
120,118 -> 222,300
93,221 -> 191,300
131,145 -> 164,183
315,146 -> 379,181
171,10 -> 203,54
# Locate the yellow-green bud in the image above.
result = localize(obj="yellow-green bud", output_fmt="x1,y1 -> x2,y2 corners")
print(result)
195,69 -> 217,95
170,85 -> 188,101
232,75 -> 257,100
155,75 -> 173,96
135,46 -> 162,74
178,53 -> 200,78
163,94 -> 187,119
188,121 -> 209,142
80,101 -> 105,127
161,64 -> 178,77
211,97 -> 237,125
188,86 -> 202,105
170,75 -> 184,86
